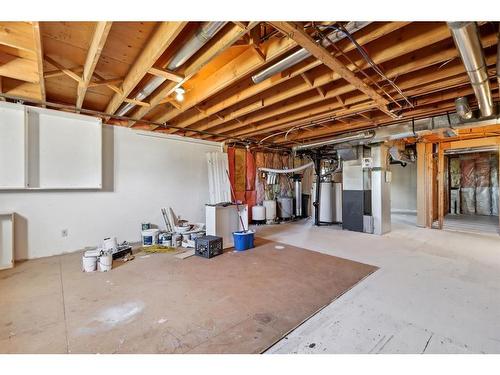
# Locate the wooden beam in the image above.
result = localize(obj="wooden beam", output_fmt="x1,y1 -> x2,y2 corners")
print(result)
123,98 -> 150,107
425,143 -> 434,228
88,77 -> 123,87
269,22 -> 394,117
44,66 -> 84,79
0,22 -> 36,53
131,22 -> 260,128
104,22 -> 188,116
187,23 -> 456,136
148,67 -> 184,83
416,142 -> 427,227
76,21 -> 112,109
44,55 -> 83,83
437,144 -> 445,229
0,51 -> 39,82
32,22 -> 45,101
172,22 -> 412,131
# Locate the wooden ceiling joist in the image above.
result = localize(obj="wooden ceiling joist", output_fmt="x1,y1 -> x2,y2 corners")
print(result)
172,22 -> 412,135
269,21 -> 395,118
76,21 -> 113,109
130,22 -> 260,129
31,21 -> 45,101
104,21 -> 188,116
185,23 -> 453,137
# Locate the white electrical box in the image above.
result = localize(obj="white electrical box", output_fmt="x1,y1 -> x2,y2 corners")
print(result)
362,157 -> 373,169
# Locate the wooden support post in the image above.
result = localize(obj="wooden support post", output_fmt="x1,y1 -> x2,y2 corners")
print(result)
416,142 -> 426,227
437,143 -> 445,229
425,143 -> 434,228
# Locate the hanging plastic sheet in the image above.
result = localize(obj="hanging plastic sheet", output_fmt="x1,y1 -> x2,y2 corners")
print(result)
475,187 -> 492,215
460,156 -> 476,188
460,187 -> 476,215
475,154 -> 491,187
254,151 -> 266,204
450,157 -> 461,188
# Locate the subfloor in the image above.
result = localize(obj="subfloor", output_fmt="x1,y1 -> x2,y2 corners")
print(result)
443,214 -> 499,236
263,213 -> 500,353
0,238 -> 375,354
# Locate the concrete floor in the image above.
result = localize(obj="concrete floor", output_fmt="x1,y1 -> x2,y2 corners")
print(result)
263,213 -> 500,354
443,214 -> 499,235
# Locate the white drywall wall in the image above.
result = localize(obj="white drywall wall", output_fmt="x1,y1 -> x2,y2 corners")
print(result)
390,162 -> 417,213
0,125 -> 221,260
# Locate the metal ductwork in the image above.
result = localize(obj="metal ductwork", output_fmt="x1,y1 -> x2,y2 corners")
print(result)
292,130 -> 375,151
116,22 -> 227,117
251,21 -> 371,84
448,22 -> 494,118
455,96 -> 473,120
293,112 -> 500,152
389,145 -> 416,164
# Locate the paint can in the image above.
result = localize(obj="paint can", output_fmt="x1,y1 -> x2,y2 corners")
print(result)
158,232 -> 172,246
141,228 -> 159,247
182,233 -> 191,241
141,222 -> 151,231
82,253 -> 98,272
103,237 -> 118,252
172,234 -> 182,247
97,251 -> 113,272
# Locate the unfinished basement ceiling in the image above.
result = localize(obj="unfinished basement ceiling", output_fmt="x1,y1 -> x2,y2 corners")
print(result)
0,21 -> 499,147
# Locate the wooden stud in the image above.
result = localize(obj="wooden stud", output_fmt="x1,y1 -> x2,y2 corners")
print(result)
437,143 -> 445,229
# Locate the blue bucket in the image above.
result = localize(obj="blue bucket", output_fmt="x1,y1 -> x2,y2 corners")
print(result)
233,230 -> 255,251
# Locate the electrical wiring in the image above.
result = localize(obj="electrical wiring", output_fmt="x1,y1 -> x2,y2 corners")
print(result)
317,24 -> 414,109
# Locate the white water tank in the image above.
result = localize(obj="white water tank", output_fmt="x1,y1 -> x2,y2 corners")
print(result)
252,205 -> 266,221
312,182 -> 342,223
277,197 -> 293,219
263,200 -> 277,223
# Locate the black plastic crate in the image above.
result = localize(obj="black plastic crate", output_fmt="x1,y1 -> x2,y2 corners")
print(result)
195,235 -> 223,259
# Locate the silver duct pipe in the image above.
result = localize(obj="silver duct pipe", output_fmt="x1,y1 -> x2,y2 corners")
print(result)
293,112 -> 500,152
455,96 -> 473,120
448,22 -> 494,118
292,131 -> 375,151
116,22 -> 227,116
251,21 -> 371,84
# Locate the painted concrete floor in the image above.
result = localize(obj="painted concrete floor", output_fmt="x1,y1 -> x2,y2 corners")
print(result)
263,214 -> 500,354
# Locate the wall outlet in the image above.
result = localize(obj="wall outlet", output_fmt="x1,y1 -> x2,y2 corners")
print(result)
61,229 -> 68,237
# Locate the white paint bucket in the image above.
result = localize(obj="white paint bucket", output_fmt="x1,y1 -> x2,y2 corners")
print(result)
98,253 -> 113,272
103,237 -> 118,252
82,255 -> 97,272
141,228 -> 159,247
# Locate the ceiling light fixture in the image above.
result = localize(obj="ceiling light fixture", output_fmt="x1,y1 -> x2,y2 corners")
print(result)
174,87 -> 185,102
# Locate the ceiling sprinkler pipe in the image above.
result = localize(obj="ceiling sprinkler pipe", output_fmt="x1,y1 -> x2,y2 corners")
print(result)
251,21 -> 371,84
116,22 -> 227,117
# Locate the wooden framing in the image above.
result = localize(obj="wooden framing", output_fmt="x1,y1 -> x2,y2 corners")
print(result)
269,22 -> 394,118
0,21 -> 498,150
31,22 -> 45,101
105,21 -> 187,116
76,21 -> 112,109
